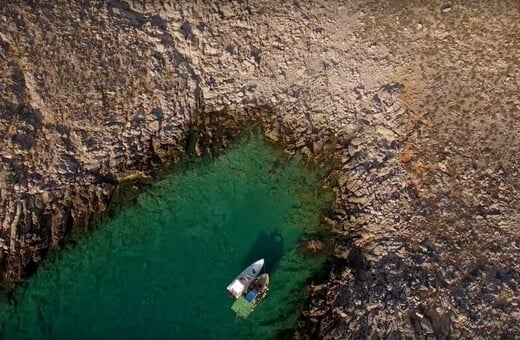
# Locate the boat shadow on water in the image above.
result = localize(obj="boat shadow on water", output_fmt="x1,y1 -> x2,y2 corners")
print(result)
240,230 -> 284,274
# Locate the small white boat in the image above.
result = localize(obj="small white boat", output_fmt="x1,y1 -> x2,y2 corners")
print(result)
226,259 -> 264,298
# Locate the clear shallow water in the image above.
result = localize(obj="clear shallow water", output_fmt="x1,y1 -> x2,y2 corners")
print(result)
0,134 -> 333,339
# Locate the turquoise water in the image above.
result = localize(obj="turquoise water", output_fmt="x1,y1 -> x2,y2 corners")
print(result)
0,134 -> 333,339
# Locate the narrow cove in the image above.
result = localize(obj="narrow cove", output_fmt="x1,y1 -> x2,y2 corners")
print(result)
0,134 -> 334,339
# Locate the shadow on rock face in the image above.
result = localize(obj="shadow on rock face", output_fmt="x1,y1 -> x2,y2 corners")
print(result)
5,105 -> 43,151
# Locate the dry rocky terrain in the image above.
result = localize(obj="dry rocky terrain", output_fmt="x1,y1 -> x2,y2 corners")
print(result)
0,0 -> 519,338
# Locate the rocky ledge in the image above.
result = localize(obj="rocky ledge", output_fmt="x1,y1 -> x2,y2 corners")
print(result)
1,1 -> 519,338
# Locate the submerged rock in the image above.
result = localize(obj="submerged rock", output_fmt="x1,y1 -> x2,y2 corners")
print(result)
299,238 -> 326,256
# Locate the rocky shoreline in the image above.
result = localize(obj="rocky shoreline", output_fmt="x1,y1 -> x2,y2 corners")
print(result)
1,1 -> 519,338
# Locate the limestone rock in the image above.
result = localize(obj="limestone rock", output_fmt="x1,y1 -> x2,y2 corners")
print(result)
0,1 -> 519,338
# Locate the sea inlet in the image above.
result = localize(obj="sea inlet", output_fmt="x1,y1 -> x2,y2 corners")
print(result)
0,134 -> 334,339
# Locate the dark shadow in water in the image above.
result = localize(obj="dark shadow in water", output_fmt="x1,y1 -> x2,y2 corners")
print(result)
241,230 -> 284,274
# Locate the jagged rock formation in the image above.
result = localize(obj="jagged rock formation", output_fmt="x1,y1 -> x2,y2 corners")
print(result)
1,0 -> 519,338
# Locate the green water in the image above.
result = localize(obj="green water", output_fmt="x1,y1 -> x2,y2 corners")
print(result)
0,134 -> 333,339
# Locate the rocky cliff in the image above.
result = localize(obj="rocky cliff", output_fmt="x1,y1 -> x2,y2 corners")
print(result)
1,1 -> 519,338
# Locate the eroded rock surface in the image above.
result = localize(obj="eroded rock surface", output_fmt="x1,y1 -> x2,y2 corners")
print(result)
1,0 -> 519,338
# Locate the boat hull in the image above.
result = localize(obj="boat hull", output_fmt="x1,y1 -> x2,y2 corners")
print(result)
226,259 -> 264,298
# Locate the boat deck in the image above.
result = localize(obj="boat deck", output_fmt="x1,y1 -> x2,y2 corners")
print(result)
231,297 -> 254,318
